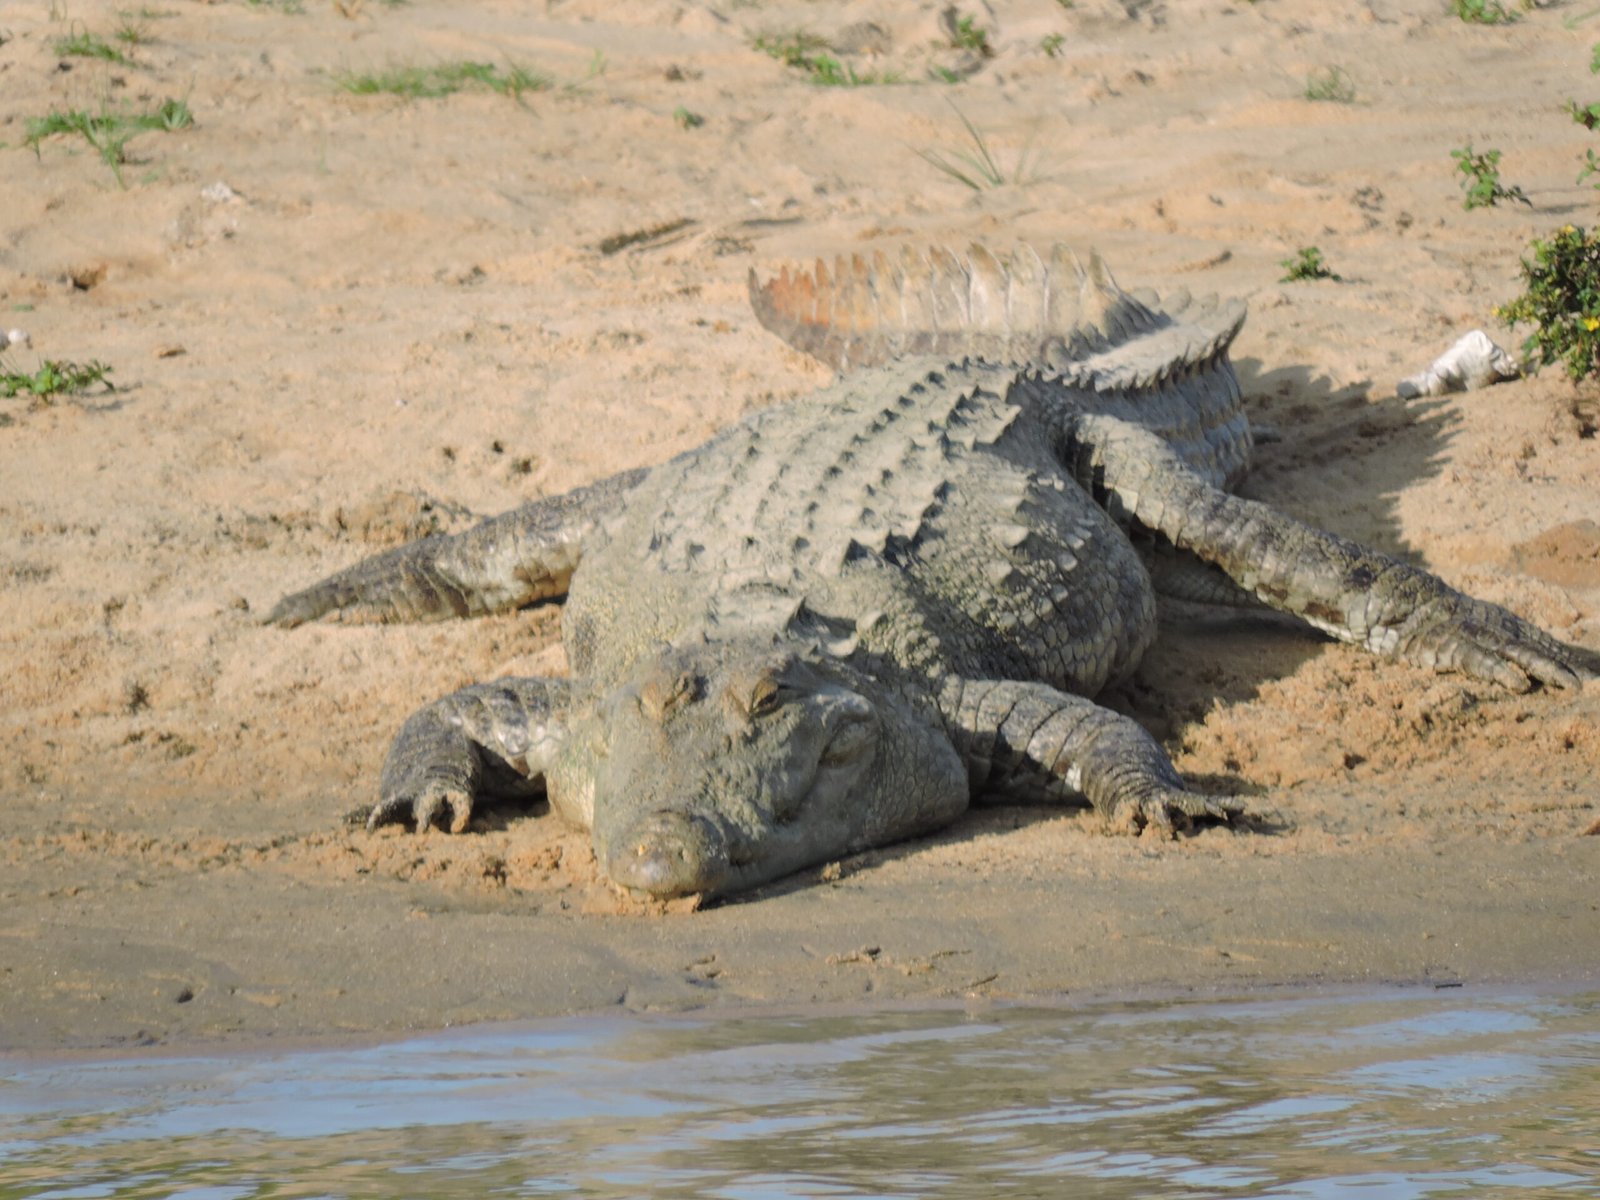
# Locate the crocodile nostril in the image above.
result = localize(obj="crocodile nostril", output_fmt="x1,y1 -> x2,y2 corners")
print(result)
605,811 -> 730,898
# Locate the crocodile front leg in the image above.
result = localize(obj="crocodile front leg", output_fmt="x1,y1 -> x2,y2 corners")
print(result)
939,677 -> 1239,833
268,467 -> 648,626
369,677 -> 578,833
1067,414 -> 1596,691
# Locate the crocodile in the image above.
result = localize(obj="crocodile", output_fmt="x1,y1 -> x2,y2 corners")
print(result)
269,244 -> 1594,900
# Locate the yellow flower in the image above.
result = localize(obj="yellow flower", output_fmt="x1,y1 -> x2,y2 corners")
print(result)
1584,317 -> 1600,332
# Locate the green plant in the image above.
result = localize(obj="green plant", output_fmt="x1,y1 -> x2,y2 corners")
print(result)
1040,33 -> 1065,57
578,49 -> 608,84
918,102 -> 1037,190
1303,66 -> 1355,102
673,105 -> 704,129
1279,246 -> 1342,282
946,11 -> 992,55
24,98 -> 191,186
1580,147 -> 1600,189
1452,0 -> 1519,23
1496,224 -> 1600,380
753,32 -> 899,86
337,61 -> 552,100
53,25 -> 131,63
1568,98 -> 1600,129
114,15 -> 151,43
1452,144 -> 1530,209
0,356 -> 114,400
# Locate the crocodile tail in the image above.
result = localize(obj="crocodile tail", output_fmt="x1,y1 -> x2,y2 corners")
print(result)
749,242 -> 1235,374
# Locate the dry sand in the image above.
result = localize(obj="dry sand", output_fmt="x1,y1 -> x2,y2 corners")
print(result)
2,0 -> 1598,1052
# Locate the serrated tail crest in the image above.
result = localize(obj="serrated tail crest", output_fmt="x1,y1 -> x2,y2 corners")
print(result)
750,243 -> 1241,375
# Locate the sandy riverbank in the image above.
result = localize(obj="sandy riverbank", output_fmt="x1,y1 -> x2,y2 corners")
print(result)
2,0 -> 1597,1050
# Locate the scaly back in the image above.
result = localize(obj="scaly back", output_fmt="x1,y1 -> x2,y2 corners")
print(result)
750,243 -> 1253,487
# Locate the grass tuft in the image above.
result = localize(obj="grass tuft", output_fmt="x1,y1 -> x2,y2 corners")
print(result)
0,356 -> 115,400
944,10 -> 993,56
337,61 -> 553,100
23,98 -> 192,187
753,32 -> 901,87
918,102 -> 1037,190
53,25 -> 131,64
1303,66 -> 1355,103
1279,246 -> 1342,282
1452,0 -> 1520,23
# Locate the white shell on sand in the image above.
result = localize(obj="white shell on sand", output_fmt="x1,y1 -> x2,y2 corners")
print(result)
1397,330 -> 1521,398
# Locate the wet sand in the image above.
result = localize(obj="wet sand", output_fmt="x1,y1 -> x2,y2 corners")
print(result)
2,0 -> 1598,1051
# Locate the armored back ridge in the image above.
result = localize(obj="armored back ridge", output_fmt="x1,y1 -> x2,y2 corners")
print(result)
749,243 -> 1253,487
268,242 -> 1594,901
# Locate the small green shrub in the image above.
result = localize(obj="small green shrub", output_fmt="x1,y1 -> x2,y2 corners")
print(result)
1496,224 -> 1600,381
946,11 -> 992,55
1568,99 -> 1600,130
673,105 -> 704,129
1304,66 -> 1355,103
1279,247 -> 1342,282
753,33 -> 899,86
1452,0 -> 1519,24
0,357 -> 114,400
1452,144 -> 1530,210
1579,148 -> 1600,190
1040,33 -> 1065,57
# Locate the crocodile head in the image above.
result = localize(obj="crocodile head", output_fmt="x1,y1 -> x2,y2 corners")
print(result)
578,641 -> 966,900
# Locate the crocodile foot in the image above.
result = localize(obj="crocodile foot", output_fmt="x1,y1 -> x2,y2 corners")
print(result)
1104,787 -> 1242,837
364,780 -> 476,834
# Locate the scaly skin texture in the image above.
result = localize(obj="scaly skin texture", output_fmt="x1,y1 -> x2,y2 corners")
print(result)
269,245 -> 1595,900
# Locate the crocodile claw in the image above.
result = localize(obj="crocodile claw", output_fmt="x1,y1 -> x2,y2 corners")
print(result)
1394,590 -> 1597,693
1106,787 -> 1242,837
366,781 -> 475,834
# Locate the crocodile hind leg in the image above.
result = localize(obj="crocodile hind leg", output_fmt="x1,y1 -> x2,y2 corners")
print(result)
369,677 -> 578,833
267,466 -> 648,627
939,677 -> 1239,833
1065,414 -> 1597,690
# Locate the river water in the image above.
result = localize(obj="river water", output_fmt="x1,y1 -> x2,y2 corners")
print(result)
2,987 -> 1597,1198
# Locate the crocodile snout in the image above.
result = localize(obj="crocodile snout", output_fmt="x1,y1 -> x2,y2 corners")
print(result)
605,810 -> 730,898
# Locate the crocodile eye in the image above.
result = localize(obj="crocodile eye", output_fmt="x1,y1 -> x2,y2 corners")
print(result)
641,670 -> 701,718
747,675 -> 784,717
